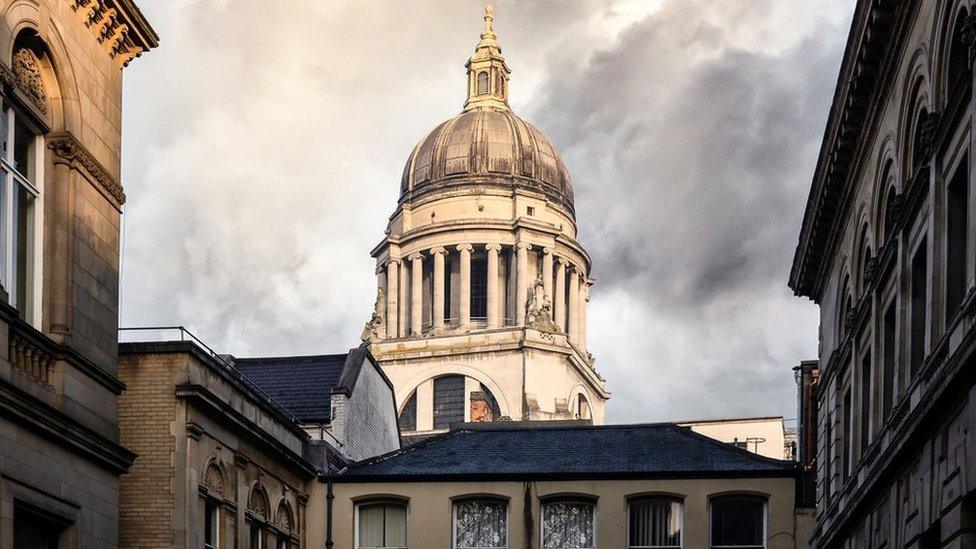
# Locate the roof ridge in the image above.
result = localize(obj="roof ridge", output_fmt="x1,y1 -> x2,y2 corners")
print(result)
235,352 -> 350,363
346,429 -> 469,471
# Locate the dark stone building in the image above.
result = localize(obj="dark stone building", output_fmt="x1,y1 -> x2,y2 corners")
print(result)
790,0 -> 976,544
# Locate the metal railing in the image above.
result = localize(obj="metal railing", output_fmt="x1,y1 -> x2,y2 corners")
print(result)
118,326 -> 302,425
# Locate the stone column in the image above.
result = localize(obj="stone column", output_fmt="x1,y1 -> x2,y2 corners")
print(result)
458,244 -> 473,328
542,248 -> 554,316
555,258 -> 566,332
431,247 -> 447,330
568,266 -> 580,345
486,244 -> 501,328
375,267 -> 388,339
515,242 -> 531,325
409,252 -> 424,335
580,280 -> 589,350
386,259 -> 399,336
398,260 -> 409,337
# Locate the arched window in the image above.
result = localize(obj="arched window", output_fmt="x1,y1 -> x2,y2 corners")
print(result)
275,503 -> 294,549
838,275 -> 853,341
454,498 -> 507,549
401,376 -> 503,431
434,374 -> 465,429
247,485 -> 270,549
882,185 -> 899,242
857,225 -> 873,294
575,394 -> 591,420
477,72 -> 489,95
541,499 -> 595,549
947,8 -> 970,94
356,501 -> 407,549
709,495 -> 766,549
911,107 -> 931,174
628,497 -> 682,548
398,392 -> 417,431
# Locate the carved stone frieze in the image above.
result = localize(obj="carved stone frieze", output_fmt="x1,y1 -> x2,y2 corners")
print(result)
11,49 -> 46,114
69,0 -> 146,66
46,132 -> 125,206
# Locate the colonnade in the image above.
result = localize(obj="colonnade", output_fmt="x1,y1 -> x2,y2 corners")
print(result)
377,243 -> 589,348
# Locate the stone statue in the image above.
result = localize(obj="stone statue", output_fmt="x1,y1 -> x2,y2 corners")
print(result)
525,274 -> 559,333
361,289 -> 386,342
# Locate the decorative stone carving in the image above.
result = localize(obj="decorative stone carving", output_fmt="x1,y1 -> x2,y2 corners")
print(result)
69,0 -> 144,66
863,256 -> 877,289
203,463 -> 224,497
526,274 -> 559,333
361,288 -> 386,342
247,485 -> 268,519
275,503 -> 292,532
11,49 -> 47,115
47,132 -> 126,206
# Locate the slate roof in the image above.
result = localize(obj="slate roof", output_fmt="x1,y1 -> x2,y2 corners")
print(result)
338,422 -> 797,481
235,354 -> 348,422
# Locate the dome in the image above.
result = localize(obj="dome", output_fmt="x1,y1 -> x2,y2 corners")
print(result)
400,108 -> 575,210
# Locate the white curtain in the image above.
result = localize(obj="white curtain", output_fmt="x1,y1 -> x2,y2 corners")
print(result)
542,502 -> 594,549
628,499 -> 681,548
455,500 -> 507,548
358,503 -> 407,549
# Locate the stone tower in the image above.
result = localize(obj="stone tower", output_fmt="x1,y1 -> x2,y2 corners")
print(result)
364,5 -> 607,436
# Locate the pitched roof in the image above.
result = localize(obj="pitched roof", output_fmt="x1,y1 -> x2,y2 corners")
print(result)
235,354 -> 348,422
338,422 -> 797,481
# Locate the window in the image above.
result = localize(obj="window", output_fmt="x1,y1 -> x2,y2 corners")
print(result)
575,394 -> 591,420
357,502 -> 407,549
843,387 -> 852,481
710,496 -> 765,549
541,500 -> 595,549
13,504 -> 66,549
205,501 -> 220,549
477,72 -> 489,95
945,159 -> 968,323
399,392 -> 417,431
277,536 -> 289,549
882,301 -> 896,419
471,256 -> 488,319
433,375 -> 465,429
0,99 -> 39,318
527,206 -> 536,216
860,350 -> 872,454
628,497 -> 681,548
910,240 -> 928,377
454,499 -> 507,549
948,9 -> 970,94
249,522 -> 263,549
838,277 -> 852,341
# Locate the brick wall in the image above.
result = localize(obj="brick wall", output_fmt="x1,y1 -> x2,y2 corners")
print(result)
117,352 -> 181,547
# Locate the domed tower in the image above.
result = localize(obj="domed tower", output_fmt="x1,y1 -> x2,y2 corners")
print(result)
364,5 -> 608,436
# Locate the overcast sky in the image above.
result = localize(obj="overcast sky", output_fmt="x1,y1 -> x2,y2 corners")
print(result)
119,0 -> 854,423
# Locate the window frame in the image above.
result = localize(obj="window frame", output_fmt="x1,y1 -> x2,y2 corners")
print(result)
0,97 -> 42,325
354,499 -> 409,549
708,494 -> 767,549
204,499 -> 221,549
625,495 -> 683,549
452,496 -> 509,549
539,497 -> 597,549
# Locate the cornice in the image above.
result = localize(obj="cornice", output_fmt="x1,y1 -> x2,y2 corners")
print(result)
47,131 -> 125,208
68,0 -> 159,68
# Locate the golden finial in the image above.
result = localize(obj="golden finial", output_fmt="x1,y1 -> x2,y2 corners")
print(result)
483,4 -> 495,38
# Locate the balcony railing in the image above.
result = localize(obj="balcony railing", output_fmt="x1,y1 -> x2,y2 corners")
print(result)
9,328 -> 54,386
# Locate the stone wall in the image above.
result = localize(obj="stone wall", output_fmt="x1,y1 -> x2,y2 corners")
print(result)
331,354 -> 399,462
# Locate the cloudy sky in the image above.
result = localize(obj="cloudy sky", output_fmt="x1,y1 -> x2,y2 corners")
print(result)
119,0 -> 854,423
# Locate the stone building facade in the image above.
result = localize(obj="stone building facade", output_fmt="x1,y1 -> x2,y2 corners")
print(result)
364,6 -> 608,438
0,1 -> 155,547
116,335 -> 401,549
790,0 -> 976,544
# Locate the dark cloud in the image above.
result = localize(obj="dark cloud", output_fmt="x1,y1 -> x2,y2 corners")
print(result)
120,0 -> 851,423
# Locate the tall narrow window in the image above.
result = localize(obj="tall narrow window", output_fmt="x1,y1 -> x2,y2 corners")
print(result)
433,375 -> 465,429
249,522 -> 263,549
357,502 -> 407,549
910,240 -> 928,377
911,108 -> 930,175
205,502 -> 220,549
945,159 -> 968,323
843,387 -> 852,481
14,504 -> 66,549
454,499 -> 507,549
948,9 -> 970,94
471,256 -> 488,319
542,500 -> 595,549
477,72 -> 489,95
710,496 -> 765,549
882,301 -> 896,419
0,98 -> 38,319
860,350 -> 872,454
628,498 -> 681,548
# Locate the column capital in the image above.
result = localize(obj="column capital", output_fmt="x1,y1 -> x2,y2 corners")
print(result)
430,246 -> 447,256
542,246 -> 553,255
407,251 -> 424,261
456,243 -> 474,252
387,257 -> 402,266
515,242 -> 532,251
485,243 -> 502,252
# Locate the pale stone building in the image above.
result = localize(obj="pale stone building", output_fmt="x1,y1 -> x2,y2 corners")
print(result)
790,0 -> 976,545
362,6 -> 608,437
680,415 -> 795,461
0,1 -> 156,547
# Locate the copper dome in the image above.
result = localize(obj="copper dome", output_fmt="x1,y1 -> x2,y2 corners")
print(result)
399,107 -> 575,211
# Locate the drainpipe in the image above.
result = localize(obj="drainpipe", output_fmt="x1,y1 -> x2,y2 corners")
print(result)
326,466 -> 348,548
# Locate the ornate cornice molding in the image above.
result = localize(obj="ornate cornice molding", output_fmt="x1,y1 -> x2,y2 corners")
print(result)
47,131 -> 125,207
69,0 -> 159,68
